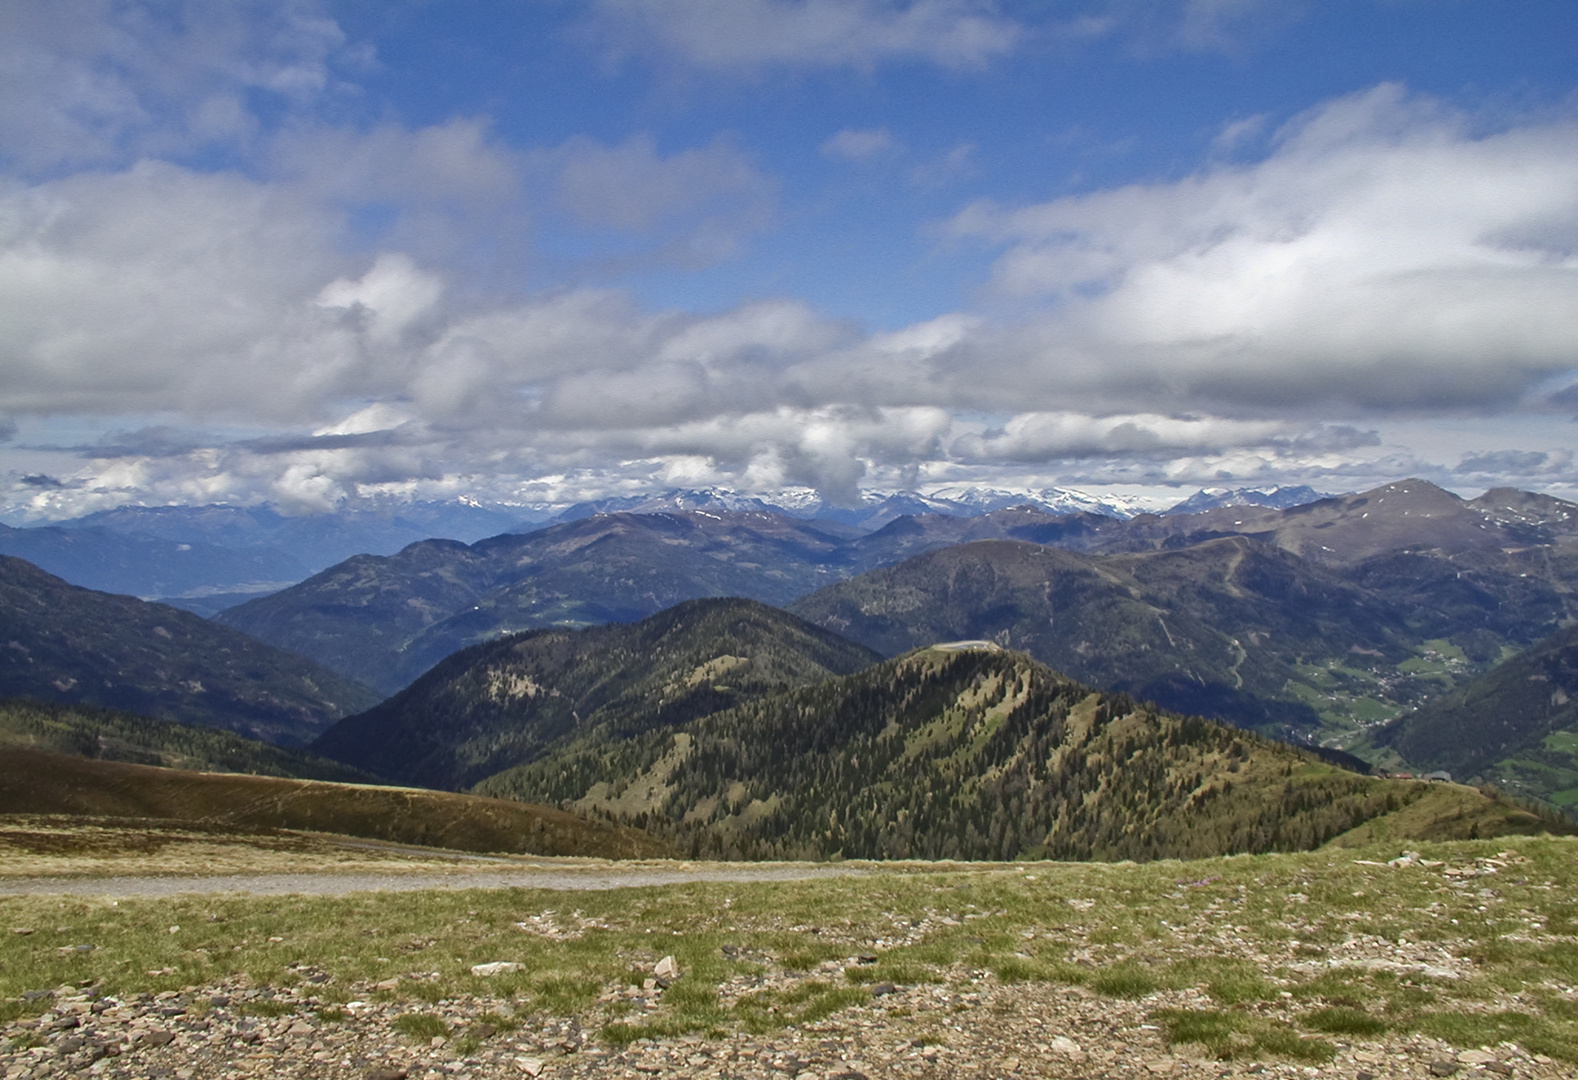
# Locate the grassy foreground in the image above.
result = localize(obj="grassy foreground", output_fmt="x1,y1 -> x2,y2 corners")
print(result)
3,836 -> 1577,1064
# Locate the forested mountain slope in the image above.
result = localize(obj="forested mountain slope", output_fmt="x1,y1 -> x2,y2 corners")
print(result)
476,646 -> 1561,862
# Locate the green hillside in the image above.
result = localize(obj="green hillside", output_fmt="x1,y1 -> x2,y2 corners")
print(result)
477,646 -> 1566,861
313,597 -> 882,789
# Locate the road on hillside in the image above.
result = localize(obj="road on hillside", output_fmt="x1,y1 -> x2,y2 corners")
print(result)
0,861 -> 877,897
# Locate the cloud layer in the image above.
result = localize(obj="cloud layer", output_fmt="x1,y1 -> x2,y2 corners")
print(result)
3,5 -> 1578,518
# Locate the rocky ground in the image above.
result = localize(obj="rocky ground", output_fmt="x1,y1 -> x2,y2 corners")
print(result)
1,963 -> 1563,1080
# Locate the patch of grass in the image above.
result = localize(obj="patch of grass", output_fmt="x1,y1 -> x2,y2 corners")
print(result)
1416,1010 -> 1578,1060
392,1012 -> 449,1041
1156,1008 -> 1334,1062
1091,963 -> 1157,998
1304,1006 -> 1388,1035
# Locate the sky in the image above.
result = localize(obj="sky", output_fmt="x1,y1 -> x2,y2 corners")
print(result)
2,0 -> 1577,521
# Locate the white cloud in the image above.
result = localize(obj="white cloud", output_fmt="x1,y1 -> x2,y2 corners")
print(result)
951,412 -> 1294,462
317,254 -> 444,345
0,0 -> 352,171
587,0 -> 1022,72
951,84 -> 1578,412
822,128 -> 901,161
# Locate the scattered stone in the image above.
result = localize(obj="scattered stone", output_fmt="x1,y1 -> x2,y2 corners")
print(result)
10,928 -> 33,936
139,1030 -> 176,1047
868,982 -> 896,998
1430,1062 -> 1461,1077
654,955 -> 679,980
366,1069 -> 408,1080
514,1057 -> 545,1076
1050,1035 -> 1083,1058
1485,1064 -> 1514,1076
1459,1050 -> 1499,1066
470,961 -> 525,977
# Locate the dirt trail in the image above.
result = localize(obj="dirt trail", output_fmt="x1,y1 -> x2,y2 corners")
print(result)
0,860 -> 872,897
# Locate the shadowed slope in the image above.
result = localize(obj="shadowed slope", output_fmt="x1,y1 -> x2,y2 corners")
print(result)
0,556 -> 380,746
0,748 -> 667,858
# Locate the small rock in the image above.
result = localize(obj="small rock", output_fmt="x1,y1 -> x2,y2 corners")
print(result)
472,1023 -> 497,1039
1357,1072 -> 1374,1080
855,954 -> 878,964
1049,1035 -> 1082,1059
1430,1062 -> 1460,1077
470,961 -> 524,977
11,928 -> 33,935
139,1030 -> 176,1048
374,978 -> 401,991
1458,1051 -> 1498,1066
286,1020 -> 314,1037
654,955 -> 679,979
21,989 -> 53,1002
514,1058 -> 545,1076
366,1069 -> 408,1080
869,982 -> 896,998
1484,1064 -> 1514,1077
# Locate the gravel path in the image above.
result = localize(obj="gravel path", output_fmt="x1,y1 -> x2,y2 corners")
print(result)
0,862 -> 873,897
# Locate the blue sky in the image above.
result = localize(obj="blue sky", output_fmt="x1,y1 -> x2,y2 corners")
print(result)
2,0 -> 1577,519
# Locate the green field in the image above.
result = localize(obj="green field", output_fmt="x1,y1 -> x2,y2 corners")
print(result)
4,837 -> 1577,1064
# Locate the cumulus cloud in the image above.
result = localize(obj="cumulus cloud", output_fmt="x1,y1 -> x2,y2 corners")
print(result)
950,412 -> 1294,462
587,0 -> 1022,72
950,84 -> 1578,413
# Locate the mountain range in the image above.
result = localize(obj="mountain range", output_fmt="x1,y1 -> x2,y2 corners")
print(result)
0,482 -> 1265,608
216,481 -> 1578,762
